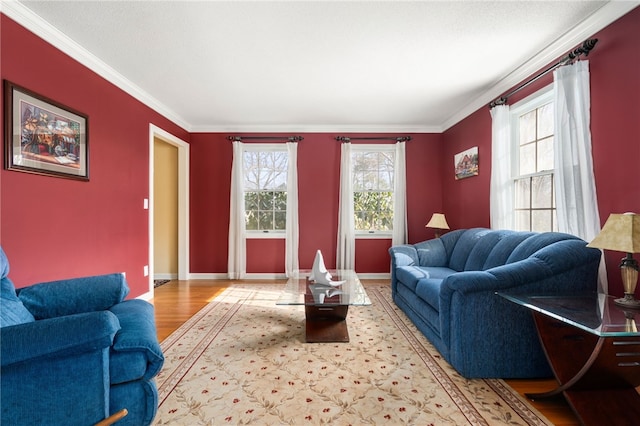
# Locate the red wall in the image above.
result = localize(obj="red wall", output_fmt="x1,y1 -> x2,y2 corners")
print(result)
443,7 -> 640,296
1,15 -> 189,296
3,7 -> 638,294
189,133 -> 443,274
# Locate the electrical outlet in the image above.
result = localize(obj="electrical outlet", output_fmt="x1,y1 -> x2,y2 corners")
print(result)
143,265 -> 149,277
143,198 -> 149,209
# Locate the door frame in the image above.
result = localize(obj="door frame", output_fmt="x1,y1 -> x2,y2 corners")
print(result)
148,124 -> 189,294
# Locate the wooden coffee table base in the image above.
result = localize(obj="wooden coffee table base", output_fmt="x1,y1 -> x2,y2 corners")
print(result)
304,305 -> 350,343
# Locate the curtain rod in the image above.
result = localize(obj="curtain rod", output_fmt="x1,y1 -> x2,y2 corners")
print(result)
335,136 -> 412,142
488,38 -> 598,109
227,136 -> 304,142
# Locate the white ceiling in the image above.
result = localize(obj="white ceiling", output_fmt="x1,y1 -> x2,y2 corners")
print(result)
5,1 -> 638,133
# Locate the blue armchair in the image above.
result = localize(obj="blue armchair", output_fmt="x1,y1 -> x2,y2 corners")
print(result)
0,247 -> 164,425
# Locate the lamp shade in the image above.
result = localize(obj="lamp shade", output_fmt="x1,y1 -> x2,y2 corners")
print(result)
587,213 -> 640,253
426,213 -> 450,230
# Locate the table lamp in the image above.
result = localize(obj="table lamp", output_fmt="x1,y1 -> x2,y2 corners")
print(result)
426,213 -> 450,238
587,213 -> 640,309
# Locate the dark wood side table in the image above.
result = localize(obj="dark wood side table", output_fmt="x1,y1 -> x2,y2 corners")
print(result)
499,292 -> 640,426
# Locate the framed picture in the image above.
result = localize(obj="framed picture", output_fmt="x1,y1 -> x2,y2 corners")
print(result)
454,146 -> 478,180
4,80 -> 88,181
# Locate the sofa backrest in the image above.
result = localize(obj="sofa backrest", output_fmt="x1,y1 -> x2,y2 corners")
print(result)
440,228 -> 585,272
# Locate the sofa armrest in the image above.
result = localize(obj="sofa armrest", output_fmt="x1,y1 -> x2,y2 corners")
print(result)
109,300 -> 164,379
17,273 -> 129,319
389,245 -> 418,268
1,311 -> 120,367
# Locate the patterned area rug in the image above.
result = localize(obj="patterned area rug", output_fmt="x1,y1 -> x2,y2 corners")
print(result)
154,284 -> 551,425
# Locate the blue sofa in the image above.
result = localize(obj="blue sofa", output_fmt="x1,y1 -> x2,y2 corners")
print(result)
389,228 -> 601,379
0,247 -> 163,425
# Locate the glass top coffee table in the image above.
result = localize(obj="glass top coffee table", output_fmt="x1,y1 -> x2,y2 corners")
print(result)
499,292 -> 640,425
276,269 -> 371,343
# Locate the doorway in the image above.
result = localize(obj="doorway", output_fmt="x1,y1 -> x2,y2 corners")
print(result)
148,124 -> 189,294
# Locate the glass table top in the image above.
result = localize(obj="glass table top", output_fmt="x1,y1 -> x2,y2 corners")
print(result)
276,269 -> 372,306
498,292 -> 640,337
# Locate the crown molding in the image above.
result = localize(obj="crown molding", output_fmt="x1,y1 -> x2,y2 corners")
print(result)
189,123 -> 442,134
1,0 -> 191,131
441,1 -> 640,131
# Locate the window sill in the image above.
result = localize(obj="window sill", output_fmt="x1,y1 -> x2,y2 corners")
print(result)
355,232 -> 392,240
246,232 -> 286,239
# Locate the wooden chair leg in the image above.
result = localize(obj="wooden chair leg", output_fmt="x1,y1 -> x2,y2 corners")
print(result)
94,408 -> 128,426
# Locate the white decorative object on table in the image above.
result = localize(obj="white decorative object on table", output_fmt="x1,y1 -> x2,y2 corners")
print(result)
309,250 -> 345,287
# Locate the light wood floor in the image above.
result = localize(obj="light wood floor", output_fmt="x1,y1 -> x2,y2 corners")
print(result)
151,279 -> 579,426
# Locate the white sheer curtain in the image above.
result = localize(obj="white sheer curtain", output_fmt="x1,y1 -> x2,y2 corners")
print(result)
553,60 -> 606,293
285,142 -> 299,277
336,142 -> 355,270
489,104 -> 513,230
392,141 -> 407,245
228,141 -> 246,279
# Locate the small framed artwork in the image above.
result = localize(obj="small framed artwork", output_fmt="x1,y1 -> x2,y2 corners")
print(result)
4,80 -> 89,181
454,146 -> 478,180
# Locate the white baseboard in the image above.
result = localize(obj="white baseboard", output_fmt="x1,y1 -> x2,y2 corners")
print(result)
356,273 -> 391,280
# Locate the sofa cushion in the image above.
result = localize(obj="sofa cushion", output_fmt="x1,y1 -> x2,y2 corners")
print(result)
506,232 -> 578,264
1,247 -> 35,327
396,266 -> 455,292
1,277 -> 36,327
414,239 -> 448,267
448,228 -> 492,271
415,278 -> 445,311
18,273 -> 129,319
481,232 -> 534,269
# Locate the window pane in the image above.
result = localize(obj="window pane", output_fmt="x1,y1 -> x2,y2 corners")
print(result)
258,211 -> 272,230
537,136 -> 554,172
519,143 -> 536,175
515,178 -> 531,209
537,103 -> 554,139
245,211 -> 258,230
531,175 -> 553,208
274,192 -> 287,211
245,192 -> 259,210
515,210 -> 530,232
274,212 -> 286,230
519,110 -> 536,144
532,210 -> 552,232
378,170 -> 393,190
258,192 -> 274,210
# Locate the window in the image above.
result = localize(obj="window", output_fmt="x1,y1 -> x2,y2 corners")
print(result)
242,146 -> 288,233
351,145 -> 395,235
511,89 -> 557,232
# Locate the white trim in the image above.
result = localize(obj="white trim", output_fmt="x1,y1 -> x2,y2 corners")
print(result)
247,231 -> 286,239
136,291 -> 153,302
149,124 -> 190,295
190,124 -> 439,133
356,273 -> 391,280
355,232 -> 392,239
